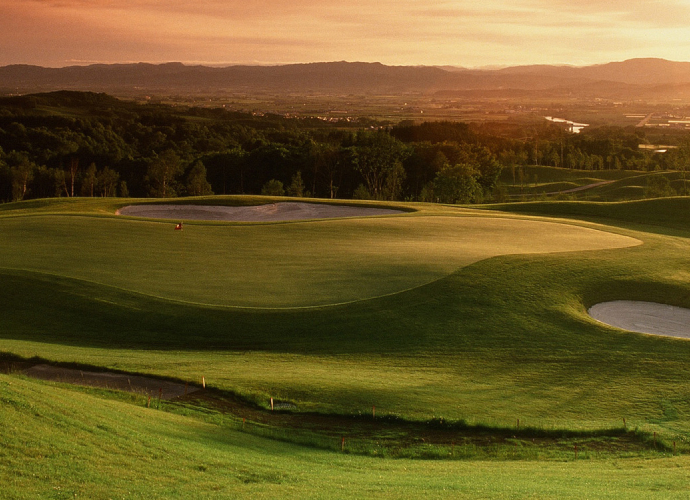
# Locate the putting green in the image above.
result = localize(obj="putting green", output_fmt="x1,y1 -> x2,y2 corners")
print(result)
0,214 -> 639,308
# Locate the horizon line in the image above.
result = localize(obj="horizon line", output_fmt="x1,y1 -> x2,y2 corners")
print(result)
1,57 -> 687,71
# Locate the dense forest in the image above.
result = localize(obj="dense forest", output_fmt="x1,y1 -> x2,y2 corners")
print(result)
1,91 -> 689,203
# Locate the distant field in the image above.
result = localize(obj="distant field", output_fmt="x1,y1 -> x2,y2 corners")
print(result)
501,165 -> 690,201
2,195 -> 690,497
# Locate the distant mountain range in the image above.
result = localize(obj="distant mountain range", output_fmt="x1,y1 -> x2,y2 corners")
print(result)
1,58 -> 690,99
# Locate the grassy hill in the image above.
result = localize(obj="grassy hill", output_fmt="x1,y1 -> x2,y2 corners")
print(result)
3,373 -> 690,499
500,165 -> 690,202
2,195 -> 690,497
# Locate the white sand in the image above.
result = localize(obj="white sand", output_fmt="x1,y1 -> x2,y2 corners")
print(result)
589,301 -> 690,339
117,202 -> 404,222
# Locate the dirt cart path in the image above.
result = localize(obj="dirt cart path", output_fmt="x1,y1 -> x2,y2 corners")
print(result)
23,364 -> 199,400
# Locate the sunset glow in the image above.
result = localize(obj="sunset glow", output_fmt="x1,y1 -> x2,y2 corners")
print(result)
2,0 -> 690,67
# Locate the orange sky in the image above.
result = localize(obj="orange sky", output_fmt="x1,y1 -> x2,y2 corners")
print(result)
2,0 -> 690,67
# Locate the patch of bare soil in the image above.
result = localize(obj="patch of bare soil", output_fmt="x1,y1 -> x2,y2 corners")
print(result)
22,364 -> 199,400
116,202 -> 404,222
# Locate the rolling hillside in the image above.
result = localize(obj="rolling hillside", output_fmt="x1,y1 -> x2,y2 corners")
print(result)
3,58 -> 690,98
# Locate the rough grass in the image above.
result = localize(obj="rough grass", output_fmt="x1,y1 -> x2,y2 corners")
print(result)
3,374 -> 690,500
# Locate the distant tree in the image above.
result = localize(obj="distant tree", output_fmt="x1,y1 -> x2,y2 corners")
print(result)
5,152 -> 35,202
97,167 -> 119,197
381,161 -> 406,201
68,157 -> 79,197
315,144 -> 350,199
185,160 -> 213,196
352,131 -> 410,200
146,150 -> 183,197
645,174 -> 676,198
287,171 -> 305,197
453,145 -> 503,198
261,179 -> 285,196
352,184 -> 373,200
0,160 -> 11,202
53,168 -> 68,197
673,139 -> 690,195
119,180 -> 129,198
418,182 -> 435,203
31,166 -> 62,199
498,150 -> 527,185
548,150 -> 561,168
11,163 -> 34,202
491,182 -> 509,203
433,163 -> 483,204
81,162 -> 97,197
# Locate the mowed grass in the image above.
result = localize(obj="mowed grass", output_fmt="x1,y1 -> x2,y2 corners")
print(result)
499,165 -> 640,186
0,202 -> 637,307
484,196 -> 690,234
0,196 -> 688,428
500,165 -> 690,201
4,196 -> 690,498
3,374 -> 690,500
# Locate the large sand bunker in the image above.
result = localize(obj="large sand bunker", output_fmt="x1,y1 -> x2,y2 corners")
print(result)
117,202 -> 404,222
589,301 -> 690,339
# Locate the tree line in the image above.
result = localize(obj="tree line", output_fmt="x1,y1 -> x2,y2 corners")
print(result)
0,91 -> 688,203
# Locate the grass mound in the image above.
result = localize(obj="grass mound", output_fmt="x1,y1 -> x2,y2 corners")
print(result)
0,206 -> 636,307
485,196 -> 690,233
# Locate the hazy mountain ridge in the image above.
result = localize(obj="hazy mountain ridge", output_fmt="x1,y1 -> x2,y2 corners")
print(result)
1,58 -> 690,97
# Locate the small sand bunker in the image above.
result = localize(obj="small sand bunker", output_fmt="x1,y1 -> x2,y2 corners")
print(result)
117,202 -> 404,222
589,301 -> 690,339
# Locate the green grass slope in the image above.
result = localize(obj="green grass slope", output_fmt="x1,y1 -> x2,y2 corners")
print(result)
0,198 -> 687,428
501,166 -> 690,202
2,196 -> 690,497
484,196 -> 690,233
499,165 -> 640,186
3,374 -> 690,499
0,201 -> 636,307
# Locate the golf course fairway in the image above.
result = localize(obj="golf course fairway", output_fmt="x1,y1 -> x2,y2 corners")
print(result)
2,196 -> 690,498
